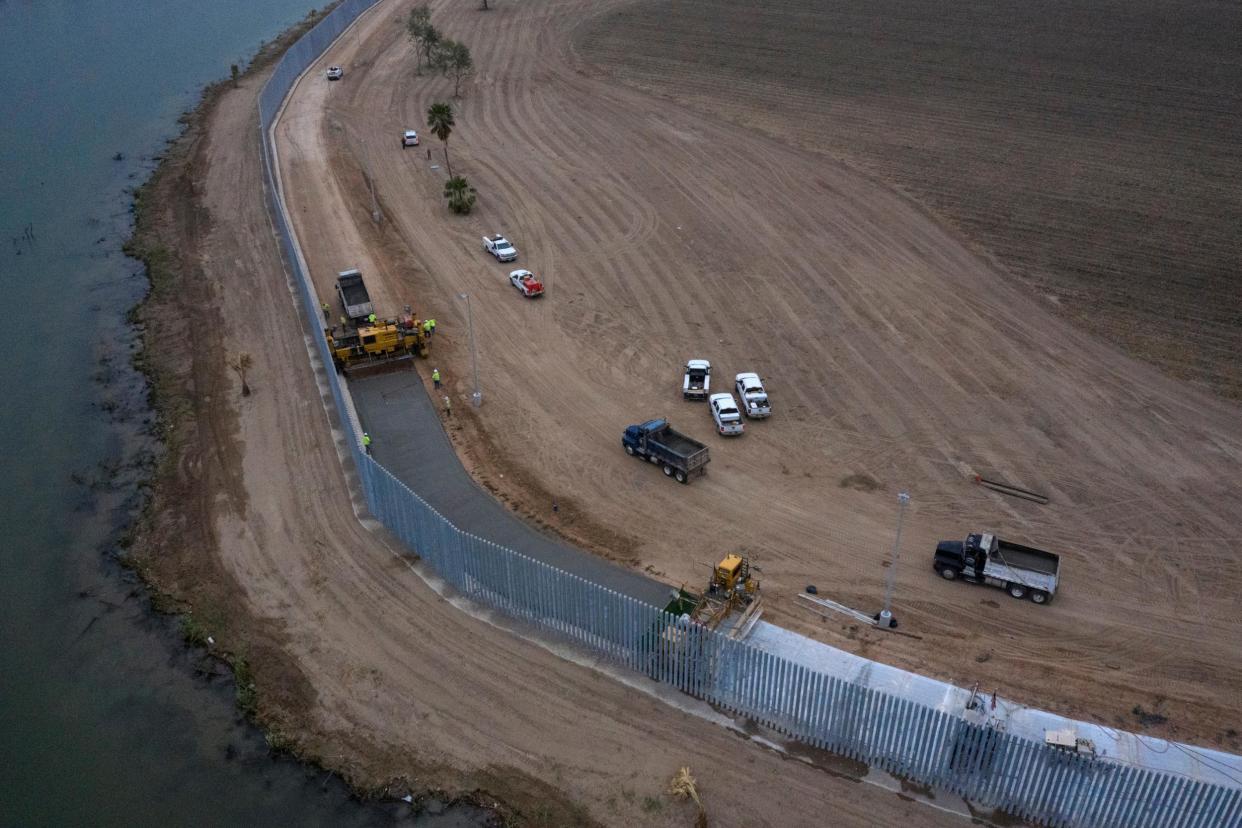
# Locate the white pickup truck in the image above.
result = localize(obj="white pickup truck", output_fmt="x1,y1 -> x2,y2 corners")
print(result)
683,359 -> 711,400
734,372 -> 771,418
709,393 -> 744,436
482,234 -> 518,262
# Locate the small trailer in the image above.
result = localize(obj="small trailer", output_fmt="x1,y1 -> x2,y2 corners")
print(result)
933,532 -> 1061,604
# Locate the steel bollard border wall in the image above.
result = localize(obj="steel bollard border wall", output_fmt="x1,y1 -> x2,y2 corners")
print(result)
253,5 -> 1242,827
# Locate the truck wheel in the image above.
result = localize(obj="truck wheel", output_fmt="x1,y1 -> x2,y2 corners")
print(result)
675,470 -> 687,484
663,465 -> 673,477
1008,584 -> 1027,599
938,566 -> 957,581
649,454 -> 660,464
624,444 -> 635,456
1030,590 -> 1049,605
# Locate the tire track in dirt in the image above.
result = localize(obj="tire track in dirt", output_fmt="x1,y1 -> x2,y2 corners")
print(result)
194,26 -> 984,824
278,0 -> 1242,749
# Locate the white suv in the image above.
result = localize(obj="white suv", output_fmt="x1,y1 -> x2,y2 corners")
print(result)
401,129 -> 420,147
326,66 -> 343,81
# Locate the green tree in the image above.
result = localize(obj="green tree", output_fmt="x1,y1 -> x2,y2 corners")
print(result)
421,25 -> 441,71
443,176 -> 476,214
405,6 -> 436,72
437,39 -> 474,98
426,101 -> 455,177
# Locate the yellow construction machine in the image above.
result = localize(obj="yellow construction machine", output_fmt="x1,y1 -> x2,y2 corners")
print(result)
325,312 -> 428,376
666,554 -> 763,638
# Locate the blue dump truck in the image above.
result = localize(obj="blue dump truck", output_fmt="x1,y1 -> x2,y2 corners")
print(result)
622,419 -> 710,484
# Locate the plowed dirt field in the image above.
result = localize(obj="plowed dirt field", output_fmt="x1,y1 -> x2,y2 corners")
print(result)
275,0 -> 1242,755
580,0 -> 1242,398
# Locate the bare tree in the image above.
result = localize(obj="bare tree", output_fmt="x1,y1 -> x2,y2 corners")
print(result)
668,767 -> 707,828
436,39 -> 474,98
229,352 -> 253,397
405,6 -> 437,72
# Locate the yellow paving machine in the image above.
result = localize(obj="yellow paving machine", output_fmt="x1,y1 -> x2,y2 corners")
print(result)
325,311 -> 428,377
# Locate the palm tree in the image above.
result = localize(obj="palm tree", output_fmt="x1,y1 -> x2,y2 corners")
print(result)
443,176 -> 476,214
426,102 -> 455,178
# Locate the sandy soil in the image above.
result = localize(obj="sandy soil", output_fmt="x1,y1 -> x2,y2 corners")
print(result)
128,8 -> 983,828
274,0 -> 1242,752
579,0 -> 1242,399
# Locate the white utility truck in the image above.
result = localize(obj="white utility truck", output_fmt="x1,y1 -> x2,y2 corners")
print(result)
482,234 -> 518,262
734,372 -> 770,418
683,359 -> 711,400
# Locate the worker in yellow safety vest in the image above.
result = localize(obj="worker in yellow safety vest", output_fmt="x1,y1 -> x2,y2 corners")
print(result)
362,433 -> 372,454
432,368 -> 441,389
422,319 -> 432,337
429,318 -> 437,336
367,312 -> 377,325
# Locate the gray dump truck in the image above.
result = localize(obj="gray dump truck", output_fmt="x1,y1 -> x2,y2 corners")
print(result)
933,532 -> 1061,604
621,419 -> 710,484
336,268 -> 375,323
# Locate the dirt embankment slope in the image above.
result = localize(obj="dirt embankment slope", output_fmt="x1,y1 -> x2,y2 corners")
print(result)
125,4 -> 973,827
277,0 -> 1242,751
578,0 -> 1242,399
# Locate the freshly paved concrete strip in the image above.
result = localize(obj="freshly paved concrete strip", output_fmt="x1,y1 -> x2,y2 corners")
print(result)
350,370 -> 674,608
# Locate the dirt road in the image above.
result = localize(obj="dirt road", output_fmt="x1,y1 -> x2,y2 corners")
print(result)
274,0 -> 1242,750
129,9 -> 993,827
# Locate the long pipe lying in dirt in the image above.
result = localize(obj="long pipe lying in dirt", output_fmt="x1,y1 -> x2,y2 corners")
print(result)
974,475 -> 1050,504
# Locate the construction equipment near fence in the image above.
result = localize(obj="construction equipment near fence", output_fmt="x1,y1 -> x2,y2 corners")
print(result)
665,554 -> 763,640
325,311 -> 428,378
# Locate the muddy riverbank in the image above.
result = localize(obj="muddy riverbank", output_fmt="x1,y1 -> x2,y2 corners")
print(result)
121,12 -> 515,826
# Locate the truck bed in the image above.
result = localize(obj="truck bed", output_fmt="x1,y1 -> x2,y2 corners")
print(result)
983,559 -> 1058,594
338,282 -> 370,305
652,430 -> 705,458
995,540 -> 1059,576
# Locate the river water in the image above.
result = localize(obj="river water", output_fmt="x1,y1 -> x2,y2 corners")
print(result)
0,3 -> 489,825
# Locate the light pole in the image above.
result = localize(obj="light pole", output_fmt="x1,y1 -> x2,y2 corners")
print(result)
458,292 -> 481,407
328,114 -> 380,224
878,491 -> 910,629
365,152 -> 380,224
